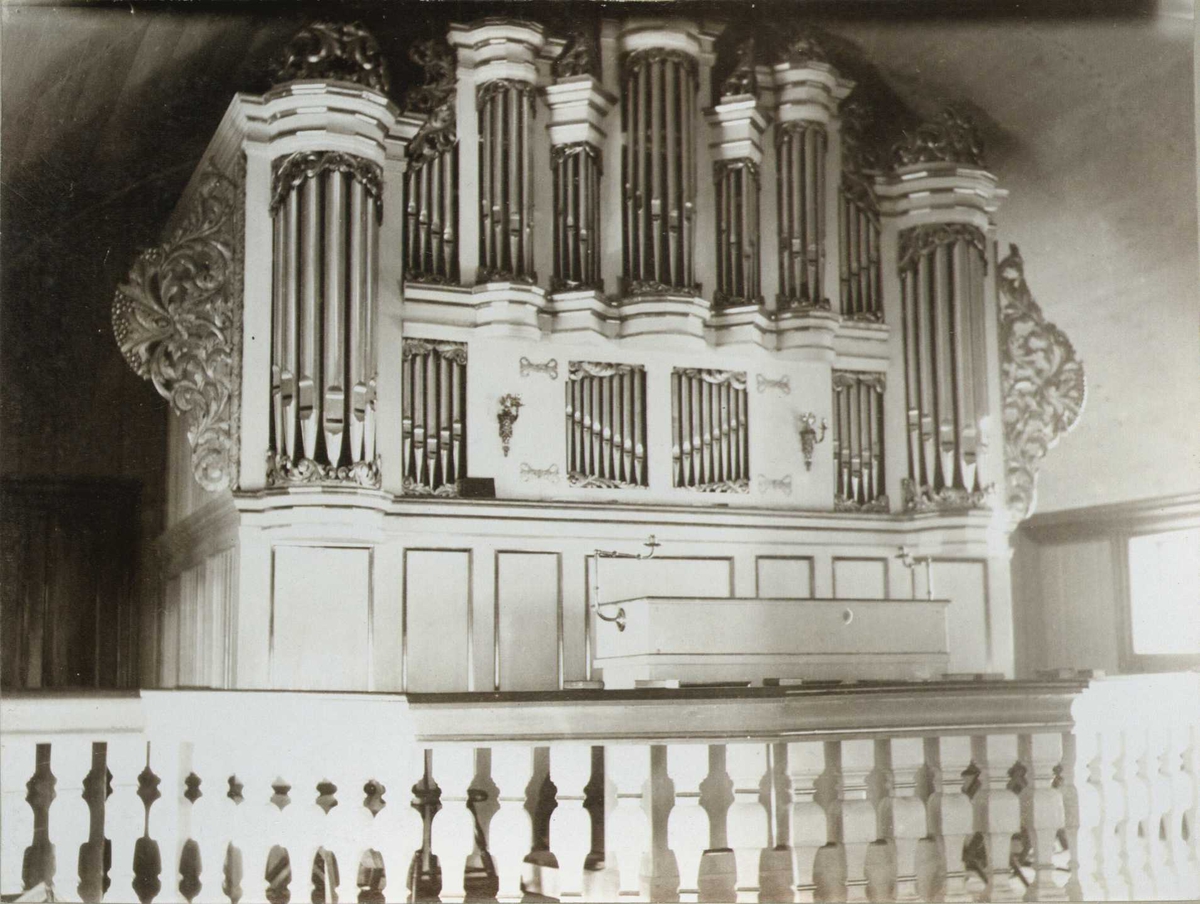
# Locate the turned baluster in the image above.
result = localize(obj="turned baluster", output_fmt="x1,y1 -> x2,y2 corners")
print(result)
1117,726 -> 1155,899
429,748 -> 478,902
835,739 -> 877,902
726,743 -> 770,903
549,746 -> 594,900
760,743 -> 796,904
698,745 -> 736,903
606,745 -> 652,899
933,736 -> 977,903
979,735 -> 1022,903
886,738 -> 928,902
1179,720 -> 1200,895
488,745 -> 535,901
1167,720 -> 1200,897
667,744 -> 710,902
1146,722 -> 1180,899
1017,733 -> 1068,902
104,737 -> 145,904
177,742 -> 218,904
787,741 -> 835,904
18,743 -> 58,900
48,740 -> 91,904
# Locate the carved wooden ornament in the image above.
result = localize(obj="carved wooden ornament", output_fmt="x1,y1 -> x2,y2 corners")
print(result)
998,244 -> 1086,519
112,166 -> 241,492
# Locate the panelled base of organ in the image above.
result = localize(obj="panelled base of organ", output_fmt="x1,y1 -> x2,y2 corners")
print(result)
671,368 -> 749,493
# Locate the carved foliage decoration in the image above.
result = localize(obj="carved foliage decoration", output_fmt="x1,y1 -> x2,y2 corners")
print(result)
270,151 -> 383,218
998,244 -> 1085,519
553,28 -> 600,80
271,21 -> 391,95
113,165 -> 242,492
891,108 -> 985,169
897,223 -> 987,275
777,27 -> 829,68
404,38 -> 458,164
720,38 -> 759,98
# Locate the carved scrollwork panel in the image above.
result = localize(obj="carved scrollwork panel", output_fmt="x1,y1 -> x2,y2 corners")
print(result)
998,244 -> 1086,519
891,107 -> 985,169
112,165 -> 242,493
271,21 -> 391,95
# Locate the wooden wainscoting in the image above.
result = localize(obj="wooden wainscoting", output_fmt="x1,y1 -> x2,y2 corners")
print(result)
1012,491 -> 1200,676
0,478 -> 141,688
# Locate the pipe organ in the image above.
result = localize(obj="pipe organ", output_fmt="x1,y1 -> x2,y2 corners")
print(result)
621,47 -> 698,295
268,151 -> 382,487
115,16 -> 1064,693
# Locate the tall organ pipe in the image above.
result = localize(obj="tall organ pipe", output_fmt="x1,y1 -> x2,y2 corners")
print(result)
477,80 -> 536,283
268,151 -> 382,487
898,224 -> 989,506
622,49 -> 698,295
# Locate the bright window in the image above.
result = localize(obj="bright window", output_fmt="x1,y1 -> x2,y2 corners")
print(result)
1127,527 -> 1200,655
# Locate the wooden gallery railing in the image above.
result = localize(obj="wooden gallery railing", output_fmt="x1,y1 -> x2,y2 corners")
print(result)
2,675 -> 1198,903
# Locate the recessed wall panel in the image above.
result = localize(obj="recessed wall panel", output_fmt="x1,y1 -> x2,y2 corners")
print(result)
937,560 -> 989,674
405,549 -> 471,692
272,546 -> 370,691
755,557 -> 814,599
833,558 -> 888,600
586,556 -> 733,605
496,552 -> 560,691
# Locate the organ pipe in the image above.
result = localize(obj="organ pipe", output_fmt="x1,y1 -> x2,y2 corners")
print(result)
621,49 -> 698,295
552,143 -> 603,290
713,159 -> 761,307
776,121 -> 829,309
672,369 -> 749,492
832,372 -> 887,511
566,362 -> 647,488
898,224 -> 990,509
477,79 -> 537,283
268,151 -> 382,487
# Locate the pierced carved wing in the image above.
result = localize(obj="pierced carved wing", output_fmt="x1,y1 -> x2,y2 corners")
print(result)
112,166 -> 241,492
998,244 -> 1086,519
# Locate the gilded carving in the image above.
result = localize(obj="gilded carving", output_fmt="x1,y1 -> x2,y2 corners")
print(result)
569,361 -> 640,380
568,472 -> 647,490
835,495 -> 890,514
624,279 -> 700,298
684,478 -> 750,494
832,371 -> 885,393
897,223 -> 987,275
891,108 -> 985,169
551,141 -> 601,167
270,151 -> 383,218
553,29 -> 600,80
720,38 -> 758,98
271,22 -> 391,95
113,165 -> 241,493
266,453 -> 381,489
998,244 -> 1086,519
405,39 -> 458,165
902,478 -> 995,514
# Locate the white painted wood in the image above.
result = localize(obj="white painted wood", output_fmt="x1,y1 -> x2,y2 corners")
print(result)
496,552 -> 560,691
404,550 -> 471,693
833,557 -> 888,600
270,546 -> 370,691
756,556 -> 814,599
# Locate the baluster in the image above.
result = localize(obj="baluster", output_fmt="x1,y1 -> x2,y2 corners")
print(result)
549,746 -> 593,901
912,738 -> 944,903
639,746 -> 679,903
606,745 -> 651,899
668,744 -> 709,902
884,738 -> 926,903
1019,733 -> 1067,902
1120,724 -> 1155,899
1064,726 -> 1100,902
726,744 -> 769,903
830,740 -> 874,903
1180,720 -> 1200,896
1146,722 -> 1179,899
326,770 -> 361,904
16,742 -> 56,899
107,737 -> 145,904
132,744 -> 164,904
182,740 -> 225,904
428,748 -> 476,903
698,744 -> 736,903
76,739 -> 111,902
760,742 -> 795,904
787,741 -> 832,904
216,770 -> 248,904
1094,728 -> 1128,901
932,736 -> 976,903
980,736 -> 1022,902
488,746 -> 533,901
1167,720 -> 1199,897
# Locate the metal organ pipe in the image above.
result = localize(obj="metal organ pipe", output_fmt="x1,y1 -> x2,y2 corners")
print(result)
899,225 -> 990,504
776,122 -> 828,309
268,151 -> 382,487
478,80 -> 536,283
622,50 -> 698,293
